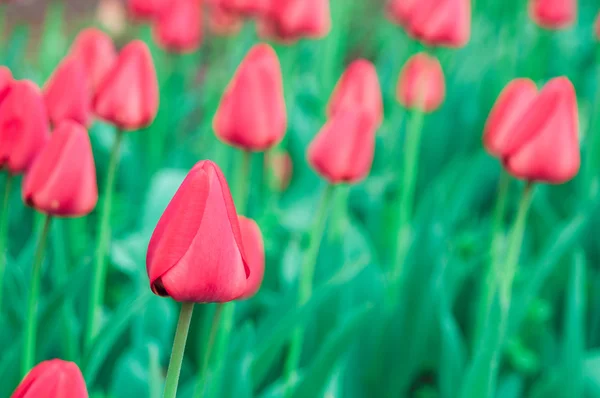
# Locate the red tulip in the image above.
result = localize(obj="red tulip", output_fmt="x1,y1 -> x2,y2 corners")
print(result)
327,59 -> 383,127
11,359 -> 88,398
237,216 -> 265,300
23,121 -> 98,217
214,44 -> 286,151
146,160 -> 250,302
504,77 -> 580,184
154,0 -> 202,53
218,0 -> 271,17
127,0 -> 169,20
529,0 -> 576,29
43,56 -> 91,127
266,151 -> 293,191
70,28 -> 117,94
0,80 -> 50,175
269,0 -> 331,41
207,4 -> 243,36
0,66 -> 13,104
93,40 -> 159,131
397,52 -> 445,112
484,79 -> 538,159
307,108 -> 376,184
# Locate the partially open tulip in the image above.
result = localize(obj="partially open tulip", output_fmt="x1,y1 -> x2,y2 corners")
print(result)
237,216 -> 265,299
484,79 -> 538,159
327,59 -> 383,127
44,56 -> 91,127
70,28 -> 117,94
0,81 -> 50,175
218,0 -> 271,16
308,108 -> 376,184
214,44 -> 286,151
127,0 -> 169,20
153,0 -> 202,53
397,52 -> 445,112
23,121 -> 98,217
147,160 -> 249,302
93,40 -> 159,131
529,0 -> 576,29
266,151 -> 293,191
0,67 -> 12,104
11,359 -> 88,398
269,0 -> 331,41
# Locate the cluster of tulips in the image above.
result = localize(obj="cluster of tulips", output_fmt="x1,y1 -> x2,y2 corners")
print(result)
1,0 -> 597,396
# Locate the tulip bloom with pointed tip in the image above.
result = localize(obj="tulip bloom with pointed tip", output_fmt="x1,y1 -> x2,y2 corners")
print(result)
529,0 -> 576,29
93,40 -> 159,131
23,121 -> 98,217
11,359 -> 88,398
147,160 -> 250,302
237,216 -> 265,300
397,53 -> 446,113
154,0 -> 202,53
0,67 -> 12,104
127,0 -> 169,20
269,0 -> 331,41
70,28 -> 117,94
214,44 -> 286,151
0,81 -> 50,175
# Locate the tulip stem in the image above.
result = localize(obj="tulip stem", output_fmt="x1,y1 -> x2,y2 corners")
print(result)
193,303 -> 225,398
164,301 -> 195,398
22,214 -> 52,376
0,173 -> 13,310
85,129 -> 124,351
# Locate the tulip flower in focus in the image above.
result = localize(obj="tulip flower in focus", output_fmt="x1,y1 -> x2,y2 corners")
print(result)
237,216 -> 265,299
127,0 -> 169,20
23,121 -> 98,217
0,67 -> 12,104
70,28 -> 117,94
267,151 -> 293,191
0,80 -> 50,174
11,359 -> 88,398
93,40 -> 159,131
268,0 -> 331,41
397,52 -> 446,112
214,44 -> 286,151
147,160 -> 250,302
529,0 -> 576,29
153,0 -> 202,53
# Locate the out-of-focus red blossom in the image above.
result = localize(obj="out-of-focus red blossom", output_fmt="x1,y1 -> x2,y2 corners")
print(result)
217,0 -> 271,17
484,78 -> 538,158
0,80 -> 50,175
154,0 -> 202,53
0,67 -> 13,104
43,56 -> 91,127
268,0 -> 331,41
70,28 -> 117,94
308,108 -> 376,184
11,359 -> 88,398
237,216 -> 265,300
207,4 -> 243,36
97,0 -> 128,37
23,121 -> 98,217
93,40 -> 159,131
397,52 -> 445,112
529,0 -> 576,29
595,12 -> 600,39
127,0 -> 169,20
504,77 -> 580,184
267,151 -> 293,191
146,160 -> 250,302
328,59 -> 383,127
214,44 -> 286,151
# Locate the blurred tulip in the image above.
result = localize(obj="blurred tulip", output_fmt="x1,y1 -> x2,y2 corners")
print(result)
154,0 -> 202,53
308,108 -> 376,184
529,0 -> 576,29
504,77 -> 580,184
267,151 -> 293,191
70,28 -> 117,94
397,52 -> 445,112
237,216 -> 265,299
97,0 -> 127,36
146,160 -> 249,302
269,0 -> 331,41
484,79 -> 538,158
0,81 -> 50,174
128,0 -> 169,20
218,0 -> 271,17
23,121 -> 98,217
214,44 -> 286,151
11,359 -> 88,398
328,59 -> 383,127
386,0 -> 416,26
0,67 -> 12,104
207,4 -> 243,36
93,40 -> 159,131
43,56 -> 91,127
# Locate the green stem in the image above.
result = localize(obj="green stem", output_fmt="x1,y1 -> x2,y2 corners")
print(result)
22,215 -> 52,376
85,129 -> 124,351
193,303 -> 225,398
0,173 -> 13,310
164,302 -> 195,398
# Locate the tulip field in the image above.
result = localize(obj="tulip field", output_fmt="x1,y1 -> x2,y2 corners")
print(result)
3,0 -> 600,396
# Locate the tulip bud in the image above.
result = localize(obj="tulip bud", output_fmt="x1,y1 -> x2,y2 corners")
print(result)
127,0 -> 169,20
483,79 -> 538,159
218,0 -> 271,17
237,216 -> 265,300
93,40 -> 159,131
269,0 -> 331,41
70,28 -> 117,94
153,0 -> 202,53
0,81 -> 50,175
266,151 -> 293,191
327,59 -> 383,127
11,359 -> 88,398
504,77 -> 580,184
529,0 -> 576,29
397,52 -> 445,113
0,67 -> 13,104
23,121 -> 98,217
214,44 -> 286,151
146,160 -> 250,302
207,4 -> 243,36
307,108 -> 376,184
